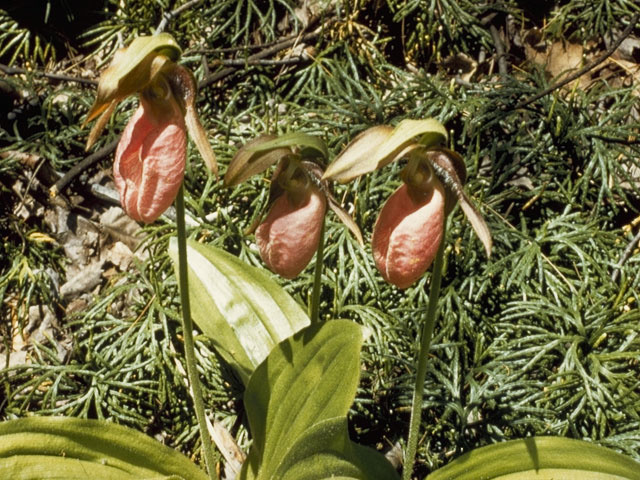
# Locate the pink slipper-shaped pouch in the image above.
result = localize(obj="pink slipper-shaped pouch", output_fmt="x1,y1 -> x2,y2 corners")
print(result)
256,185 -> 327,279
372,181 -> 445,289
114,97 -> 186,223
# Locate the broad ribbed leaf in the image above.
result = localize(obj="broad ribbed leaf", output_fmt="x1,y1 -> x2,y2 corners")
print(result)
324,119 -> 447,183
428,437 -> 640,480
0,417 -> 207,480
273,417 -> 399,480
240,320 -> 364,480
168,238 -> 310,384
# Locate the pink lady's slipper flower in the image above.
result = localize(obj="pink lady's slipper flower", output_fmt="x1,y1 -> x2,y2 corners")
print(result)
114,85 -> 186,223
256,180 -> 327,279
324,119 -> 492,288
82,34 -> 216,223
225,134 -> 363,278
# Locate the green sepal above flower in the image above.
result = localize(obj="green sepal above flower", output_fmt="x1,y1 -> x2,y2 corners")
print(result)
84,34 -> 182,149
322,118 -> 447,183
82,34 -> 217,223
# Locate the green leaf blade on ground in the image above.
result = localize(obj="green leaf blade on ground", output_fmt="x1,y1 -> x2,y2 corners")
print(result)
427,437 -> 640,480
0,417 -> 208,480
273,417 -> 399,480
168,238 -> 310,384
240,320 -> 369,480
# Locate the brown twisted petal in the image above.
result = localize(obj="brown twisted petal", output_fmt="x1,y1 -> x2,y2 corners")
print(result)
372,179 -> 445,289
113,94 -> 186,223
427,148 -> 492,257
256,185 -> 327,279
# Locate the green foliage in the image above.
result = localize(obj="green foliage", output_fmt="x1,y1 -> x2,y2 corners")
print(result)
385,0 -> 509,63
1,0 -> 640,478
546,0 -> 640,40
0,416 -> 209,479
168,238 -> 310,384
0,9 -> 57,66
241,320 -> 398,480
427,436 -> 640,479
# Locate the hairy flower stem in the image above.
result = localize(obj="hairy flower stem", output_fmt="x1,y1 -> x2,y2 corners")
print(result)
309,216 -> 326,323
402,222 -> 447,480
175,185 -> 217,479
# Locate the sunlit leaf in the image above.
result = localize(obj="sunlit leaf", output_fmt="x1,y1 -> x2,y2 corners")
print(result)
0,417 -> 208,480
240,320 -> 374,479
273,417 -> 399,480
428,437 -> 640,480
168,238 -> 310,384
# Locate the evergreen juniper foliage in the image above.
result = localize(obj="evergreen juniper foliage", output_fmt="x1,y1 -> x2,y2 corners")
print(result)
1,0 -> 639,477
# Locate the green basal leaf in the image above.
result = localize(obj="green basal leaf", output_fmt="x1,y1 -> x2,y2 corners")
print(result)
240,320 -> 369,480
273,417 -> 399,480
428,437 -> 640,480
324,119 -> 447,183
168,238 -> 310,384
246,132 -> 329,160
0,417 -> 208,480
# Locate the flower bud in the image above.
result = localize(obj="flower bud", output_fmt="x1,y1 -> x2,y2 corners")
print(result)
256,184 -> 327,279
372,177 -> 445,289
113,83 -> 186,223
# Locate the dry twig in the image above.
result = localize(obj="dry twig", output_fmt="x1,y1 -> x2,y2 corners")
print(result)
0,63 -> 97,86
50,137 -> 120,197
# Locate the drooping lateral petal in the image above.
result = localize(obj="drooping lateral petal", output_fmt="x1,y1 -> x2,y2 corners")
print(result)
427,148 -> 492,257
164,63 -> 218,175
114,98 -> 186,223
